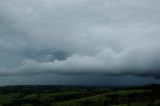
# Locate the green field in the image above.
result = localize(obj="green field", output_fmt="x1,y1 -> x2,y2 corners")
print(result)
0,84 -> 159,106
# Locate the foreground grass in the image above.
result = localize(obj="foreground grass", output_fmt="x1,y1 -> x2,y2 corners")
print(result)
0,84 -> 159,106
53,89 -> 157,106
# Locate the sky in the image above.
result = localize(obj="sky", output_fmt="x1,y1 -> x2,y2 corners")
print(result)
0,0 -> 160,86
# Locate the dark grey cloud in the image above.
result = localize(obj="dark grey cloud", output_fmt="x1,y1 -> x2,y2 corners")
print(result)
0,0 -> 160,82
0,74 -> 159,86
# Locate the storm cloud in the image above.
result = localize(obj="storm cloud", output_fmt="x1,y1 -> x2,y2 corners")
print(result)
0,0 -> 160,79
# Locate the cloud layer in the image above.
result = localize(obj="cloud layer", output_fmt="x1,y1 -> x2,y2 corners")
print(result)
0,0 -> 160,78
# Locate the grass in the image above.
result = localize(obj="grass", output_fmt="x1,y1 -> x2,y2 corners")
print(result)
0,84 -> 159,106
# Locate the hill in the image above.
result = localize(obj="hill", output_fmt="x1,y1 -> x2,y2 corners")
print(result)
0,84 -> 159,106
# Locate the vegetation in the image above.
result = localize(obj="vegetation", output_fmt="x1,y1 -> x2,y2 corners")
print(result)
0,84 -> 159,106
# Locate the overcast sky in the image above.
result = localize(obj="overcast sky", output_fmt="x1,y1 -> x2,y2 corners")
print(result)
0,0 -> 160,85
